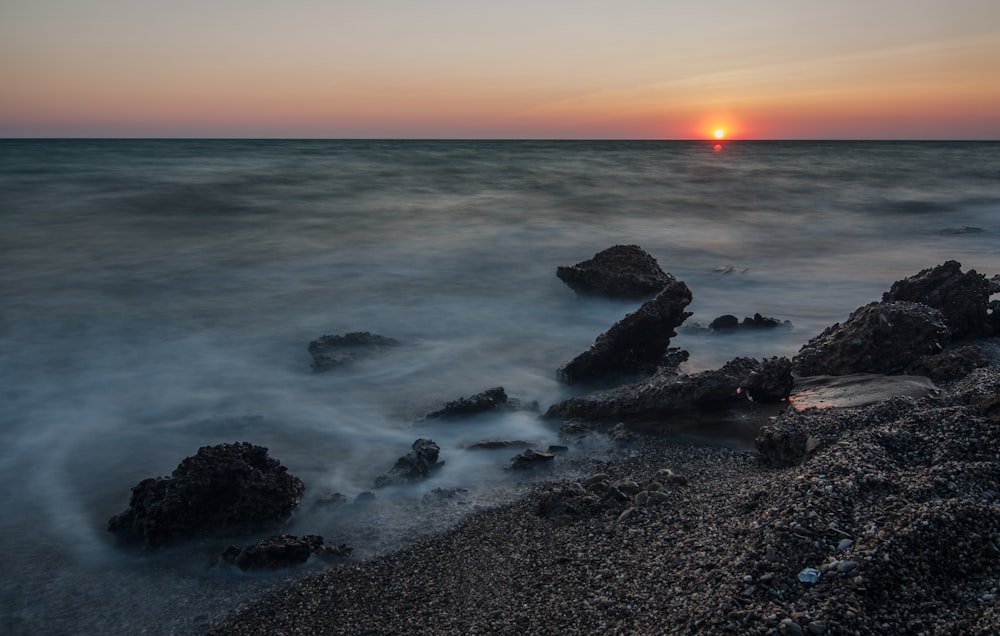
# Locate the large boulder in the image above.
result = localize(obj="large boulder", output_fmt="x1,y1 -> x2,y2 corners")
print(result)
545,357 -> 792,423
108,443 -> 305,548
558,280 -> 693,384
793,301 -> 950,377
556,245 -> 674,299
374,439 -> 444,488
882,261 -> 994,340
308,332 -> 399,373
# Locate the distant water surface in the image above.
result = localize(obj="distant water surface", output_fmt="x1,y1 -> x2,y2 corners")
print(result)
1,140 -> 998,634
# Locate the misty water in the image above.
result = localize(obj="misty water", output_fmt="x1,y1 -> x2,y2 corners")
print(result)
2,140 -> 999,634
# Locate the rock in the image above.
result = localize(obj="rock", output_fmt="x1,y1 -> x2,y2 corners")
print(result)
464,439 -> 538,451
425,387 -> 514,419
508,449 -> 556,470
882,260 -> 994,339
741,356 -> 794,403
790,373 -> 939,410
709,313 -> 791,331
107,442 -> 305,548
792,301 -> 950,376
556,244 -> 673,298
308,331 -> 399,373
755,417 -> 818,467
422,487 -> 469,503
222,534 -> 351,571
546,357 -> 791,423
557,281 -> 693,384
374,439 -> 444,488
905,346 -> 988,383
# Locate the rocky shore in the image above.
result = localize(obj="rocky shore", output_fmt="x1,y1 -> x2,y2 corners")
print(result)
203,255 -> 1000,635
206,366 -> 999,635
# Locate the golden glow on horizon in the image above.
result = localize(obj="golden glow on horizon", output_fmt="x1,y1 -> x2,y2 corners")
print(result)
714,128 -> 725,139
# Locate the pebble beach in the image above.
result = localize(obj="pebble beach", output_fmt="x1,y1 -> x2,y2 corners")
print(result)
208,364 -> 1000,635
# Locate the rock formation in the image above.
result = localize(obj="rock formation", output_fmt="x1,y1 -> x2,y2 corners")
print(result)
375,439 -> 444,488
556,244 -> 673,298
308,331 -> 399,372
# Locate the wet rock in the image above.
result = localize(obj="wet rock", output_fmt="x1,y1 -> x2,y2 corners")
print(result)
793,301 -> 950,376
755,420 -> 818,467
790,373 -> 938,410
222,534 -> 352,571
308,331 -> 399,372
556,244 -> 673,299
882,260 -> 994,340
709,313 -> 792,331
425,387 -> 515,419
374,439 -> 444,488
464,439 -> 538,451
742,356 -> 794,403
108,442 -> 305,548
508,449 -> 556,470
557,281 -> 693,385
546,357 -> 791,423
905,346 -> 989,383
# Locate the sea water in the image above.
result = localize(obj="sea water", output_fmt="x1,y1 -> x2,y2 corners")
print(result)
1,140 -> 998,634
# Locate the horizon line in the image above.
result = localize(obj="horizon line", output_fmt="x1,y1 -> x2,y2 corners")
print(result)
3,137 -> 998,142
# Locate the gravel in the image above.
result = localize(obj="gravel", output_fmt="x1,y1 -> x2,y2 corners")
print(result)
206,367 -> 1000,635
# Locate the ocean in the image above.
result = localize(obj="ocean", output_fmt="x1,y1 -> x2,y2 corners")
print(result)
2,139 -> 998,634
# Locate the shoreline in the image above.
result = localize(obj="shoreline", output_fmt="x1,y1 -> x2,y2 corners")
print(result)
206,364 -> 1000,635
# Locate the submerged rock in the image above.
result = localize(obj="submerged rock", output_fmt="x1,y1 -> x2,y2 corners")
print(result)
546,356 -> 792,423
793,301 -> 949,376
222,534 -> 352,571
375,439 -> 444,488
308,331 -> 399,373
882,260 -> 994,340
558,280 -> 693,384
709,313 -> 792,331
508,449 -> 557,470
425,387 -> 515,419
556,244 -> 673,299
108,442 -> 305,548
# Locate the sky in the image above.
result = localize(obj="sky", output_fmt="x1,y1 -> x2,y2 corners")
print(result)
2,0 -> 999,139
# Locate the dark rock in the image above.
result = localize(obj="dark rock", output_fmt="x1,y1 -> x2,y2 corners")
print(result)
905,346 -> 989,383
556,244 -> 673,298
308,332 -> 399,373
709,313 -> 791,331
546,357 -> 791,423
755,419 -> 818,467
558,281 -> 693,384
709,314 -> 740,330
607,423 -> 640,443
355,491 -> 376,502
508,449 -> 556,470
882,260 -> 994,340
107,442 -> 305,548
741,356 -> 794,403
425,387 -> 514,419
311,492 -> 350,509
375,439 -> 444,488
222,534 -> 351,571
793,301 -> 950,376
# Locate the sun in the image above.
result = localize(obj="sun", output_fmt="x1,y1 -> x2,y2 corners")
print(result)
714,128 -> 725,140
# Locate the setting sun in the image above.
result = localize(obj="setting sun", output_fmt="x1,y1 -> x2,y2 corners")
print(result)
714,128 -> 725,139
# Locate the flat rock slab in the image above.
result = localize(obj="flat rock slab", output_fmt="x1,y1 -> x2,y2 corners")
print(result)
790,373 -> 938,410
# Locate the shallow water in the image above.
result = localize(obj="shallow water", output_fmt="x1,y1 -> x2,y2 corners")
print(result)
1,140 -> 999,634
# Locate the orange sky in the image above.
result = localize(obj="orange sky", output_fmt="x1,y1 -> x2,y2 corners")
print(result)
2,1 -> 999,139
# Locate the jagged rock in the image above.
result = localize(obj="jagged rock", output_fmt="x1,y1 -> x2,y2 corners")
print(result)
308,331 -> 399,372
882,261 -> 994,340
556,244 -> 673,298
545,357 -> 791,423
905,346 -> 989,384
709,313 -> 791,331
558,281 -> 693,384
793,301 -> 950,377
374,439 -> 444,488
425,387 -> 514,419
107,442 -> 305,548
222,534 -> 352,571
508,449 -> 556,470
755,419 -> 818,467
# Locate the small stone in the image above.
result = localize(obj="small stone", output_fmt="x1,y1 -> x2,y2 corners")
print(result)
837,560 -> 859,574
780,618 -> 804,636
837,538 -> 854,551
797,568 -> 821,584
806,621 -> 828,635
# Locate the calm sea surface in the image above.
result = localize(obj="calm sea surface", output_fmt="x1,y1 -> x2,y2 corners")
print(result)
2,140 -> 999,633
